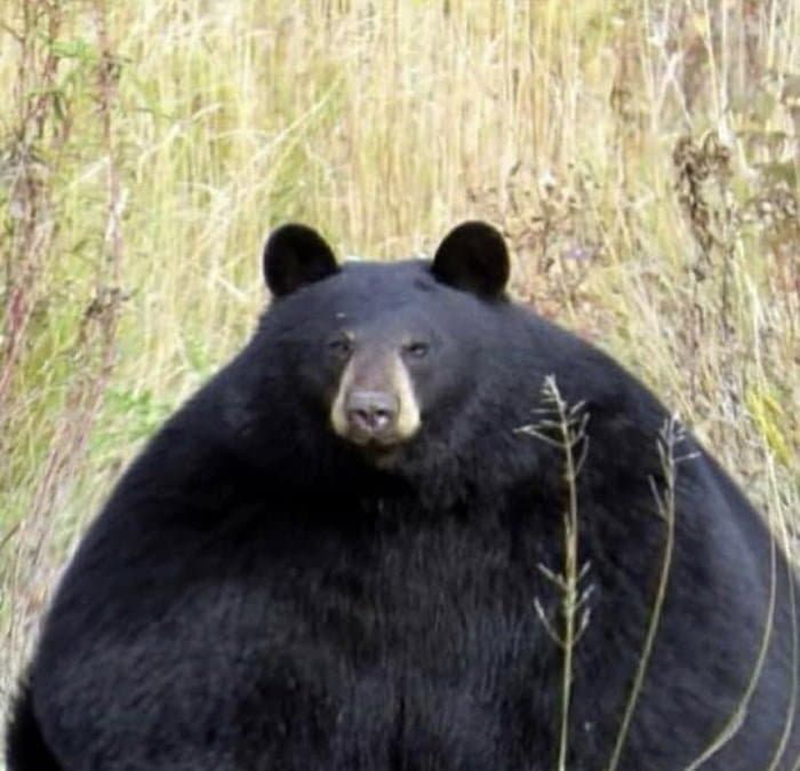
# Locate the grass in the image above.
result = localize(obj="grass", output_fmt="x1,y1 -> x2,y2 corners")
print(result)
1,0 -> 798,766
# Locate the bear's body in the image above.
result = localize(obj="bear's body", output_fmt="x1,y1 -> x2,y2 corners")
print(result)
7,223 -> 799,770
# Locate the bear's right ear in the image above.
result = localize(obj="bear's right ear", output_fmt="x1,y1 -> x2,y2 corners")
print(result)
432,221 -> 510,298
263,224 -> 339,297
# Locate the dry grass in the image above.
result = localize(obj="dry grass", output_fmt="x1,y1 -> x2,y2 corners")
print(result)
0,0 -> 798,765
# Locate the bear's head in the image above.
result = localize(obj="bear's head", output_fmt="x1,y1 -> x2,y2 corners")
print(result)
260,221 -> 512,471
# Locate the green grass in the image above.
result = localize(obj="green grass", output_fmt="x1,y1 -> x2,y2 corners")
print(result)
1,0 -> 798,764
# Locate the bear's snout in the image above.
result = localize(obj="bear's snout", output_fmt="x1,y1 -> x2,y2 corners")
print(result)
345,389 -> 399,440
331,350 -> 421,449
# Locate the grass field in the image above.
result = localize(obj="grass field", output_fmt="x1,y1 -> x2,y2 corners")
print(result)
1,0 -> 798,764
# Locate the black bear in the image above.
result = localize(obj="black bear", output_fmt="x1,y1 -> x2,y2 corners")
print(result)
7,222 -> 799,770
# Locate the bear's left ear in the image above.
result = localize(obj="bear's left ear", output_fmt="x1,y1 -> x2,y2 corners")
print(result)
431,221 -> 510,298
263,224 -> 339,297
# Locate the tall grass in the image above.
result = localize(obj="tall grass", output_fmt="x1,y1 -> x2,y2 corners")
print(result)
1,0 -> 798,758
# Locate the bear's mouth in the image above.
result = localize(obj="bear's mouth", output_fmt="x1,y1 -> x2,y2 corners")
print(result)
347,434 -> 410,468
331,397 -> 421,462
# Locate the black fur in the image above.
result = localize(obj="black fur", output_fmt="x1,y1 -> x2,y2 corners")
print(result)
6,684 -> 62,771
7,222 -> 799,770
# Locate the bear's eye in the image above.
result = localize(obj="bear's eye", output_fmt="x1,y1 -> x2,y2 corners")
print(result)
403,341 -> 429,359
328,336 -> 353,359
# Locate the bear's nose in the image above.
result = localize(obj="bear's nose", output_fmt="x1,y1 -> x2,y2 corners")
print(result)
345,390 -> 398,439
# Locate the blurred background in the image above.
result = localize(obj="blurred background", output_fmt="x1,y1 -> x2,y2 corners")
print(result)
1,0 -> 798,738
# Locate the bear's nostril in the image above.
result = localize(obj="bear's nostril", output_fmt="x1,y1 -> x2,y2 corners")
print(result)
346,391 -> 398,438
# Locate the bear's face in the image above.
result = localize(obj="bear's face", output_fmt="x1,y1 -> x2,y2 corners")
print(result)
261,222 -> 510,468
